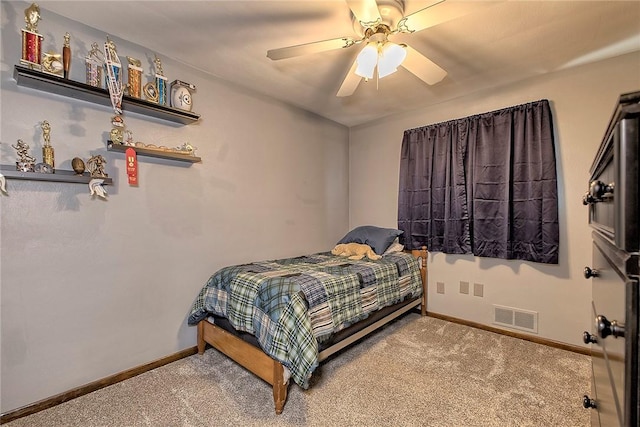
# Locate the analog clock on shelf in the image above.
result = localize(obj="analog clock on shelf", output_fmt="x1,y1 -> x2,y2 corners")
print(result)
170,80 -> 196,112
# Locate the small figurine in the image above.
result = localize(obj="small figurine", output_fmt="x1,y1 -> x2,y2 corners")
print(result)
89,178 -> 107,199
176,142 -> 197,156
109,127 -> 124,144
153,54 -> 164,76
127,56 -> 141,68
86,154 -> 108,178
124,130 -> 135,146
12,139 -> 36,172
41,120 -> 51,145
24,3 -> 41,32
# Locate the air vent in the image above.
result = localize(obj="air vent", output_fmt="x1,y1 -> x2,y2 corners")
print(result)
493,305 -> 538,333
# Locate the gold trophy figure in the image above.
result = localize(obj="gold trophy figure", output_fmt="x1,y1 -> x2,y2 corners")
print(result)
41,120 -> 55,171
21,3 -> 44,69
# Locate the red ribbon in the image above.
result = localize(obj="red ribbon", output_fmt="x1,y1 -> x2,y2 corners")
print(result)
125,148 -> 138,185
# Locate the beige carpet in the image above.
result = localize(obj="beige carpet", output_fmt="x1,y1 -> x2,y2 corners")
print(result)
6,314 -> 591,426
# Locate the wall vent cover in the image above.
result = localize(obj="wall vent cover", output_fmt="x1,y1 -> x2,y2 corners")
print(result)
493,305 -> 538,333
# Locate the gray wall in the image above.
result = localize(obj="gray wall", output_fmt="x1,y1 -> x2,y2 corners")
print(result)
348,51 -> 640,347
0,2 -> 349,413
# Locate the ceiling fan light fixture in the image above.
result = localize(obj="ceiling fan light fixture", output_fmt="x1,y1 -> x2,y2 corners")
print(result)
354,42 -> 378,79
377,42 -> 406,78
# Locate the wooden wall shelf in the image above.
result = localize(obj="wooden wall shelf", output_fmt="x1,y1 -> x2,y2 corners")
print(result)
107,142 -> 201,163
13,65 -> 200,125
0,165 -> 113,184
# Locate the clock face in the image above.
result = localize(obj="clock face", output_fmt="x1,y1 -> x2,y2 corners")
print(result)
171,86 -> 192,111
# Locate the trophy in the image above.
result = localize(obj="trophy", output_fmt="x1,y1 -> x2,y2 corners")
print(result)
21,3 -> 43,69
104,36 -> 124,127
126,56 -> 143,99
156,74 -> 168,106
12,139 -> 36,172
154,54 -> 167,105
41,120 -> 55,171
42,52 -> 63,76
87,155 -> 108,178
85,42 -> 104,87
63,32 -> 71,79
143,54 -> 166,104
104,37 -> 122,108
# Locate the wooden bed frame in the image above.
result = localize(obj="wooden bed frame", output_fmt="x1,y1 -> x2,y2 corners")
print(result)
197,247 -> 428,414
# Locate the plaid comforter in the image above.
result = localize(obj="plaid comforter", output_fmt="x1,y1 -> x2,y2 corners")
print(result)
188,251 -> 422,388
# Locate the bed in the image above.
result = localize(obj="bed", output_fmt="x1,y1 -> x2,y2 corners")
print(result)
188,228 -> 428,414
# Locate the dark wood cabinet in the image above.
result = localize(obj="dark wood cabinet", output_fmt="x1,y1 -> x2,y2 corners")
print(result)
583,91 -> 640,427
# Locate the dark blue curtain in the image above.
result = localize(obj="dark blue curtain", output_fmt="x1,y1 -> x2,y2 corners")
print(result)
397,100 -> 559,264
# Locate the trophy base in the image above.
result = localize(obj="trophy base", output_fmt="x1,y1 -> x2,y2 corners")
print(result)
16,162 -> 35,172
19,60 -> 42,71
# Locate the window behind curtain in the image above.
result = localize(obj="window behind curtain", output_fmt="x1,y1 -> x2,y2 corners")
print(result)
398,100 -> 559,264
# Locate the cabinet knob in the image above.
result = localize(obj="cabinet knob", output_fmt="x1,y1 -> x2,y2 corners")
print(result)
595,315 -> 625,339
591,180 -> 614,200
584,266 -> 599,279
583,181 -> 614,205
582,193 -> 596,205
583,331 -> 597,344
582,395 -> 597,409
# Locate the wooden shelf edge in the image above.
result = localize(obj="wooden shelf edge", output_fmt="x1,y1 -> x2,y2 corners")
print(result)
0,165 -> 113,185
13,65 -> 200,125
107,142 -> 201,163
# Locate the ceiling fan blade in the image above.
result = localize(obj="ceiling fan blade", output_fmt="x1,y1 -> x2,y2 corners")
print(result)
399,0 -> 496,33
401,45 -> 447,85
336,57 -> 362,97
345,0 -> 381,25
267,36 -> 358,60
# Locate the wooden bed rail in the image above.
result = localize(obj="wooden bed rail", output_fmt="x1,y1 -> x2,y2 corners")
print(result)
197,320 -> 288,413
409,246 -> 428,316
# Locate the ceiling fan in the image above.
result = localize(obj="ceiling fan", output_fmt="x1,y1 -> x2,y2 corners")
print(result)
267,0 -> 481,97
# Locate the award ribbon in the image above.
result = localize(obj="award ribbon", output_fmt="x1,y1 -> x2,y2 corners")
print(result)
126,147 -> 138,185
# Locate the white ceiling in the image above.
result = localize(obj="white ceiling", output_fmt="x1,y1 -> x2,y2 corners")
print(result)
39,0 -> 640,127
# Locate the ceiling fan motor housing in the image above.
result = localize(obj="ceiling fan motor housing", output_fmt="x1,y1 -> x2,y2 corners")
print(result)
351,0 -> 405,36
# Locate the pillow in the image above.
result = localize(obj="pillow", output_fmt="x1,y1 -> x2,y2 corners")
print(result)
383,242 -> 404,256
337,226 -> 403,255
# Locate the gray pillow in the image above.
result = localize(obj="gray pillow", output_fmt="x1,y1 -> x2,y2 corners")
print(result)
337,226 -> 404,255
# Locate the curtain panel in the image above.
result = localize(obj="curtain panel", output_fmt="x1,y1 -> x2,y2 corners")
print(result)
398,100 -> 559,264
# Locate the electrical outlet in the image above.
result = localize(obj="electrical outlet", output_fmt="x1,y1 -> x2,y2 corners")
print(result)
437,281 -> 445,294
473,283 -> 484,297
459,281 -> 469,294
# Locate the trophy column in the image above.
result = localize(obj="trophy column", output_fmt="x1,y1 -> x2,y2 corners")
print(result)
21,29 -> 43,69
